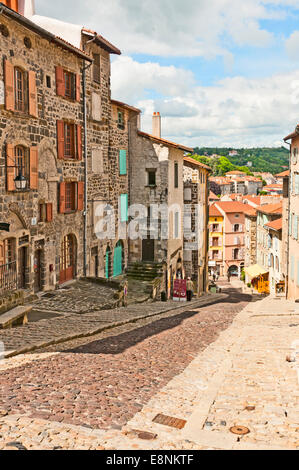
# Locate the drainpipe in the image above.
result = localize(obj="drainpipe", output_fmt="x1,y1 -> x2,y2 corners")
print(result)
82,35 -> 96,277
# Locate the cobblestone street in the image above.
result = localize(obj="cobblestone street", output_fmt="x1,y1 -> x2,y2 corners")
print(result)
0,286 -> 298,450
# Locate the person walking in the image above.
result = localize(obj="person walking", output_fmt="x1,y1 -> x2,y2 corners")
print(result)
186,277 -> 194,302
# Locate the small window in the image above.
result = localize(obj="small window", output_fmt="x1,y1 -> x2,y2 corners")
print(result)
147,170 -> 156,186
64,123 -> 76,158
93,53 -> 101,83
14,67 -> 28,113
174,162 -> 179,188
233,224 -> 240,232
46,76 -> 51,88
117,110 -> 125,130
15,145 -> 29,182
64,70 -> 76,100
65,182 -> 77,212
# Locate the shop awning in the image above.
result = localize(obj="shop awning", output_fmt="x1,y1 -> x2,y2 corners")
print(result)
244,264 -> 268,279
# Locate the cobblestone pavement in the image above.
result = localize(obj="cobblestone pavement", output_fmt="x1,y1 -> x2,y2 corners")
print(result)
0,293 -> 225,357
0,288 -> 250,450
30,280 -> 119,314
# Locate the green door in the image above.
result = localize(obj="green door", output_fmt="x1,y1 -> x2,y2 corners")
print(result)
113,242 -> 123,277
105,249 -> 111,279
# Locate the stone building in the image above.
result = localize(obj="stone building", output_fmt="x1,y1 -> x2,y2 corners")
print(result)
265,218 -> 284,295
256,203 -> 282,271
0,4 -> 91,295
208,204 -> 224,277
244,207 -> 257,269
183,157 -> 211,295
284,125 -> 299,300
128,111 -> 193,298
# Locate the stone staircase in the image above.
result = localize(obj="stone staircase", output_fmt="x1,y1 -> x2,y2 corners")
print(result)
126,262 -> 164,282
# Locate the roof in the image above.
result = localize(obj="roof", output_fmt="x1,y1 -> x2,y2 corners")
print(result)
255,203 -> 282,215
244,264 -> 268,279
284,125 -> 299,142
184,157 -> 212,171
137,131 -> 193,153
0,4 -> 92,62
209,205 -> 222,217
209,191 -> 219,200
242,196 -> 261,206
111,99 -> 141,114
226,170 -> 246,175
264,184 -> 283,189
215,201 -> 248,214
265,218 -> 283,231
244,207 -> 257,217
275,170 -> 290,178
82,28 -> 121,55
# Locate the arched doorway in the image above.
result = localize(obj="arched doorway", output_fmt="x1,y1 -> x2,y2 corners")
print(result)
228,265 -> 239,277
113,241 -> 123,277
60,234 -> 76,284
34,249 -> 43,293
105,246 -> 111,279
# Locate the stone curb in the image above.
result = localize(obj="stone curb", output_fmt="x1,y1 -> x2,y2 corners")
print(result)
4,293 -> 227,359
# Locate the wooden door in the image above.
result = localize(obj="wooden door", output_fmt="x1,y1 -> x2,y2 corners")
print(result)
34,249 -> 42,293
113,242 -> 123,277
142,238 -> 155,262
18,246 -> 27,289
60,235 -> 75,284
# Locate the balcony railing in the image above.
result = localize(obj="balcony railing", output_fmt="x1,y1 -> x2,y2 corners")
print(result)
0,261 -> 17,295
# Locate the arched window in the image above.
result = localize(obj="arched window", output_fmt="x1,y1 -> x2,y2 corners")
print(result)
14,67 -> 28,112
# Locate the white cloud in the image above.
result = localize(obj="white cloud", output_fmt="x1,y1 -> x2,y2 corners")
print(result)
286,31 -> 299,61
36,0 -> 284,58
111,57 -> 299,147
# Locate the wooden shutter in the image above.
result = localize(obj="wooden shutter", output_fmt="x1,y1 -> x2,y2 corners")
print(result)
6,144 -> 15,192
46,203 -> 53,222
55,66 -> 65,97
76,124 -> 82,160
119,150 -> 127,175
0,241 -> 4,266
76,74 -> 81,102
28,70 -> 38,118
59,182 -> 66,214
4,60 -> 14,112
57,121 -> 65,159
30,146 -> 38,190
77,182 -> 84,211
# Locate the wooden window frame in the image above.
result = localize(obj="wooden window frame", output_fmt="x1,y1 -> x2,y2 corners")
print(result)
64,70 -> 76,100
65,182 -> 77,213
14,145 -> 29,183
117,110 -> 125,130
147,169 -> 156,187
64,123 -> 76,159
14,67 -> 28,113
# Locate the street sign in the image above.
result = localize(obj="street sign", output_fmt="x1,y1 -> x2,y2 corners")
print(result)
173,279 -> 187,302
0,223 -> 10,232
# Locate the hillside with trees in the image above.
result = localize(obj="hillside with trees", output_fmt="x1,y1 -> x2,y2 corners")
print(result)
192,147 -> 289,175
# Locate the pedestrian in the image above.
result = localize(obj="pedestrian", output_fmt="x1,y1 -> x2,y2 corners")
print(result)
213,272 -> 216,282
227,272 -> 231,283
186,277 -> 194,302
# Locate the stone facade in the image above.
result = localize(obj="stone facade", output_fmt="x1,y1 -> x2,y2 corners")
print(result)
0,7 -> 89,295
244,210 -> 257,268
183,158 -> 210,295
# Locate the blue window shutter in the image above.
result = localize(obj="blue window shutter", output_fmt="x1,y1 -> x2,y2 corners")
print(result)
119,150 -> 127,175
120,193 -> 128,222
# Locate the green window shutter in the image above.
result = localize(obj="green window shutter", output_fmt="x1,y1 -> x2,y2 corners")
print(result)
120,193 -> 128,222
119,150 -> 127,175
291,256 -> 295,281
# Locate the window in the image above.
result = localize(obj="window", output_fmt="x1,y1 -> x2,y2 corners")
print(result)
65,183 -> 77,213
93,54 -> 101,83
15,145 -> 29,182
212,224 -> 219,232
64,71 -> 76,100
14,67 -> 28,113
174,162 -> 179,188
46,76 -> 51,88
212,237 -> 219,247
147,169 -> 156,186
233,248 -> 239,260
64,123 -> 76,158
56,67 -> 79,101
118,110 -> 125,130
233,224 -> 240,232
3,238 -> 16,264
212,250 -> 219,260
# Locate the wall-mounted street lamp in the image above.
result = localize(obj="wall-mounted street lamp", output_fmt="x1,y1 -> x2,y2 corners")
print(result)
0,163 -> 28,191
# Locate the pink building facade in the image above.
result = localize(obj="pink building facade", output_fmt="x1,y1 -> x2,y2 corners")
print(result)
215,202 -> 247,278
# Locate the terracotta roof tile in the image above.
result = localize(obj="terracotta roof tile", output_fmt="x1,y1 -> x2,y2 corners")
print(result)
275,170 -> 290,178
137,131 -> 193,153
184,156 -> 212,171
215,201 -> 249,213
209,204 -> 222,217
265,218 -> 283,231
255,203 -> 283,215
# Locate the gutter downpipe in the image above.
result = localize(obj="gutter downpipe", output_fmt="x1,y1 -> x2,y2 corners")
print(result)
82,35 -> 96,277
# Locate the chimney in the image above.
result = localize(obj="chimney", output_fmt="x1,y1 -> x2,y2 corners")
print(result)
152,112 -> 161,139
19,0 -> 36,18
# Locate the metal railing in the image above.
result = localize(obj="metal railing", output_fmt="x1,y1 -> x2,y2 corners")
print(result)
0,261 -> 17,295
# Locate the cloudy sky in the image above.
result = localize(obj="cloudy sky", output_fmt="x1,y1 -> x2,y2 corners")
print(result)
36,0 -> 299,148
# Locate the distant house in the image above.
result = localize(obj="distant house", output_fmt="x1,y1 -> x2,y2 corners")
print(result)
229,150 -> 238,157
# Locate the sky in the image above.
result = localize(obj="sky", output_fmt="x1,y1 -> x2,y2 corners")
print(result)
36,0 -> 299,148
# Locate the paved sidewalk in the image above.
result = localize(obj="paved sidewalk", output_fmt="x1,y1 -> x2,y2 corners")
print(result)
0,294 -> 225,358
